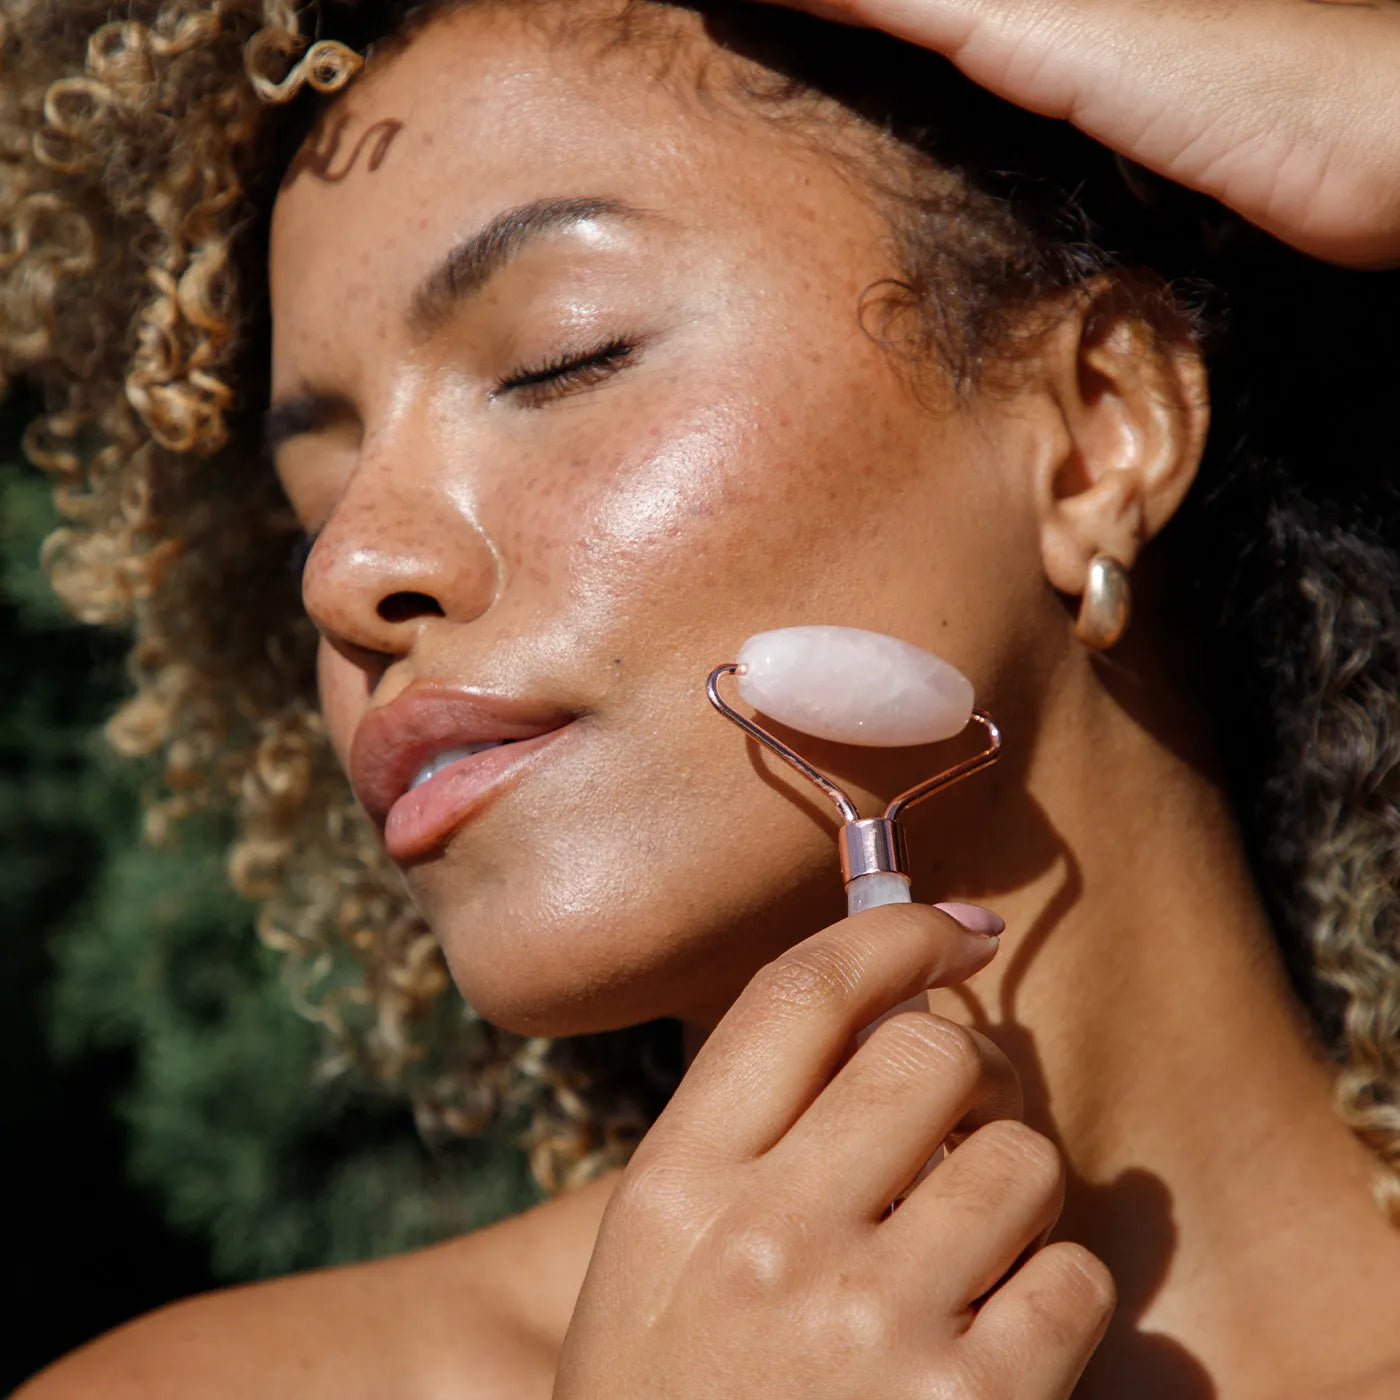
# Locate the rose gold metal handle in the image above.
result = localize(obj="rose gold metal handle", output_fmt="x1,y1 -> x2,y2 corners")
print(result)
706,664 -> 861,824
706,663 -> 1002,889
884,710 -> 1002,822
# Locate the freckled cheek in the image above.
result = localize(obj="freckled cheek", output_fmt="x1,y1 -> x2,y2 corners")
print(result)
502,410 -> 780,597
483,460 -> 573,591
486,382 -> 917,614
668,400 -> 912,566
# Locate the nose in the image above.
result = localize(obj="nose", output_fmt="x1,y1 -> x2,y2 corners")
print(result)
300,453 -> 499,666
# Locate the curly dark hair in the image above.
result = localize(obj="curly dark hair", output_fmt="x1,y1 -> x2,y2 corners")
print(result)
3,0 -> 1398,1209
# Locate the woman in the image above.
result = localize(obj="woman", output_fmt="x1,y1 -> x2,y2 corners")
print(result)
7,0 -> 1400,1394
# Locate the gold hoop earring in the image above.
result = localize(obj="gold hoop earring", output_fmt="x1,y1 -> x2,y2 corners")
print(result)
1074,554 -> 1131,651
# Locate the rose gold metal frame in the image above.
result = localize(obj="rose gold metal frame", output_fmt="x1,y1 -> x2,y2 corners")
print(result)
706,663 -> 1002,884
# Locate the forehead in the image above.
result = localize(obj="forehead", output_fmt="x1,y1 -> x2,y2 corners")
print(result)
267,5 -> 873,354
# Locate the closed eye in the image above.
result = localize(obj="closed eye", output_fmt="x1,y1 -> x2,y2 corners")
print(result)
493,337 -> 637,406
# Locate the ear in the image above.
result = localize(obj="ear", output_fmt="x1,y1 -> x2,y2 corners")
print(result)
1033,278 -> 1210,597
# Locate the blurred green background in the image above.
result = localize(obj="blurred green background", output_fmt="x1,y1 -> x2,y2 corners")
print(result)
3,389 -> 539,1389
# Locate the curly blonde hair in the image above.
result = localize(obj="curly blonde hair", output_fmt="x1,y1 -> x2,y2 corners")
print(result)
0,0 -> 670,1196
4,0 -> 1399,1214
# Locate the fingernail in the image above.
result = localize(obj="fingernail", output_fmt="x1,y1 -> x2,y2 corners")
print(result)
934,901 -> 1005,936
927,924 -> 999,991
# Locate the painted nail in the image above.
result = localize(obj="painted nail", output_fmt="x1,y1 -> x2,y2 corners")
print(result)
934,901 -> 1005,936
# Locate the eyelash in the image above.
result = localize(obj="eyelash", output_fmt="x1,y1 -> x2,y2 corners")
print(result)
494,337 -> 637,405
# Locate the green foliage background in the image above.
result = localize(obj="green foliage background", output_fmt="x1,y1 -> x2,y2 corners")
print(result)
3,394 -> 539,1387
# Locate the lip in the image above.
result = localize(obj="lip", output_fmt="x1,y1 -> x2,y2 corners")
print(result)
349,684 -> 575,859
383,725 -> 573,862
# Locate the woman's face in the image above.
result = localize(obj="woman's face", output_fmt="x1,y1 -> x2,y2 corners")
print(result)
268,2 -> 1061,1034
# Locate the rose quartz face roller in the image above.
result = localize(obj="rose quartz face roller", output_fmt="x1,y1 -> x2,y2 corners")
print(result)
707,626 -> 1002,916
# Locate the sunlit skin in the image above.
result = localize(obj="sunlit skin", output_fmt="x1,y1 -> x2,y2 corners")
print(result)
257,4 -> 1400,1397
270,7 -> 1060,1036
10,1 -> 1400,1396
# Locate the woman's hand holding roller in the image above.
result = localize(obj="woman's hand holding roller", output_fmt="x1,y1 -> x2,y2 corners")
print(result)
553,903 -> 1114,1400
766,0 -> 1400,269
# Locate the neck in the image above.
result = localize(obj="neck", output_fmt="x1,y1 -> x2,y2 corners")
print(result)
916,651 -> 1400,1396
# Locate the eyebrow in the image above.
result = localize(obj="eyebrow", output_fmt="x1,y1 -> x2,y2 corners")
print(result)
265,195 -> 651,455
408,194 -> 650,335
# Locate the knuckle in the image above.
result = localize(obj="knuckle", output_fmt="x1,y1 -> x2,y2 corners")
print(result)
711,1210 -> 808,1297
969,1118 -> 1065,1194
815,1283 -> 896,1360
874,1013 -> 982,1082
758,942 -> 864,1015
610,1152 -> 694,1234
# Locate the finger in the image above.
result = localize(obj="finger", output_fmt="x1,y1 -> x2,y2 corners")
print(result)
886,1119 -> 1065,1309
854,903 -> 1004,1048
963,1241 -> 1116,1398
767,0 -> 1205,158
769,1011 -> 1021,1220
657,903 -> 1000,1161
762,0 -> 1400,265
758,0 -> 1109,115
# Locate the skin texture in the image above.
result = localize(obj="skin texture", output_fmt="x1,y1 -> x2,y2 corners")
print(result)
17,3 -> 1400,1397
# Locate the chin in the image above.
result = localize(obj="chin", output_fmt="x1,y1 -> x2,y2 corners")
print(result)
408,821 -> 847,1036
428,909 -> 689,1038
418,869 -> 700,1036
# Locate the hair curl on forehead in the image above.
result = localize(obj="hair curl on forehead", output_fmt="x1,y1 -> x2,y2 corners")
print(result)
4,0 -> 1400,1217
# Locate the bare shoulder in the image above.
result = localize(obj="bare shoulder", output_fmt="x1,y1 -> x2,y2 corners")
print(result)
16,1170 -> 619,1400
14,1236 -> 551,1400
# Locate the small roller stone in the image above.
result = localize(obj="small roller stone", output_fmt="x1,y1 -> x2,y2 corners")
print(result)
736,625 -> 973,746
